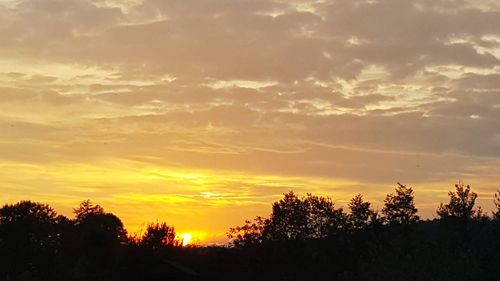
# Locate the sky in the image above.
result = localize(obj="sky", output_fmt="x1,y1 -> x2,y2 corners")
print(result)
0,0 -> 499,244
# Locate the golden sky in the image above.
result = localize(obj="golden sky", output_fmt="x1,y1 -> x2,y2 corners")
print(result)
1,0 -> 499,243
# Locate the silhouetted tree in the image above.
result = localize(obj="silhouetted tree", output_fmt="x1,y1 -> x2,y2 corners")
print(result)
493,190 -> 500,220
263,191 -> 346,240
72,201 -> 127,280
0,201 -> 65,279
381,183 -> 419,225
229,191 -> 347,247
141,222 -> 178,250
304,193 -> 347,237
0,201 -> 58,224
437,182 -> 477,221
78,212 -> 127,243
5,189 -> 500,281
435,183 -> 482,260
227,216 -> 267,247
348,194 -> 375,230
74,199 -> 105,224
472,206 -> 489,222
263,191 -> 307,240
73,200 -> 127,245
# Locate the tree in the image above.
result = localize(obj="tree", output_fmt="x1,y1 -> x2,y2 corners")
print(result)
73,199 -> 105,224
141,222 -> 178,250
73,199 -> 127,243
73,200 -> 127,277
472,206 -> 489,222
230,191 -> 346,244
381,183 -> 419,225
0,200 -> 58,224
493,190 -> 500,220
77,212 -> 127,243
348,194 -> 375,230
227,216 -> 267,247
0,201 -> 65,279
264,191 -> 308,240
303,193 -> 346,237
437,182 -> 477,221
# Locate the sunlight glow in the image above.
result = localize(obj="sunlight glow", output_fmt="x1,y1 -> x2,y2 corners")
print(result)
0,0 -> 499,248
180,233 -> 193,246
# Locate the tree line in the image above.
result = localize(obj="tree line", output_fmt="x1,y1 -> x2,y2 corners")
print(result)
1,182 -> 500,280
0,199 -> 186,280
228,182 -> 493,245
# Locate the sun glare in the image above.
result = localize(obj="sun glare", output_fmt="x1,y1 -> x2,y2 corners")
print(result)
180,233 -> 193,246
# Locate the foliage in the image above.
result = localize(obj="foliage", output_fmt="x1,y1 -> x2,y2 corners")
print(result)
73,199 -> 105,224
141,222 -> 178,250
265,191 -> 346,240
228,191 -> 347,245
264,191 -> 309,240
3,184 -> 500,280
493,190 -> 500,219
74,200 -> 127,244
0,200 -> 58,224
227,216 -> 267,247
437,182 -> 478,220
77,212 -> 128,244
0,201 -> 65,280
347,194 -> 376,230
381,183 -> 419,225
302,193 -> 347,237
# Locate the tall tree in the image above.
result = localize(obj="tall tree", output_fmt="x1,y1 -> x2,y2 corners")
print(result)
437,182 -> 477,221
264,191 -> 309,240
381,183 -> 419,225
73,200 -> 127,278
348,194 -> 375,230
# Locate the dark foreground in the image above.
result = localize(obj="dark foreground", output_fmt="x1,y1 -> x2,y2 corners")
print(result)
1,183 -> 500,281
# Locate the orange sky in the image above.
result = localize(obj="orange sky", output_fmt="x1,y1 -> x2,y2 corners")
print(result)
1,0 -> 499,244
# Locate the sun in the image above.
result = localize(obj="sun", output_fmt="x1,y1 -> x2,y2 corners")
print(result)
180,233 -> 193,246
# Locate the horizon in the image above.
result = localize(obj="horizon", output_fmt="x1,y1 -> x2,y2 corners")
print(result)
1,0 -> 499,245
2,180 -> 496,245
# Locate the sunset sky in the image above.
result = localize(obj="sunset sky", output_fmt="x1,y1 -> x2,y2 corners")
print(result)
1,0 -> 499,243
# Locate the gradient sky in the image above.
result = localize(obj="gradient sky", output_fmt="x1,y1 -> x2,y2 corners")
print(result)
1,0 -> 499,243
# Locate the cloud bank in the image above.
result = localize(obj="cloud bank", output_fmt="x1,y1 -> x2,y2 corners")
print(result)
1,0 -> 499,241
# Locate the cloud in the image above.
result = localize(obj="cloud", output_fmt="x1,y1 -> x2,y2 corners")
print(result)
0,0 -> 499,238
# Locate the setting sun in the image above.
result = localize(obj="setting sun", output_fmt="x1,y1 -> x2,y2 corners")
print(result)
1,0 -> 500,279
180,233 -> 193,246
